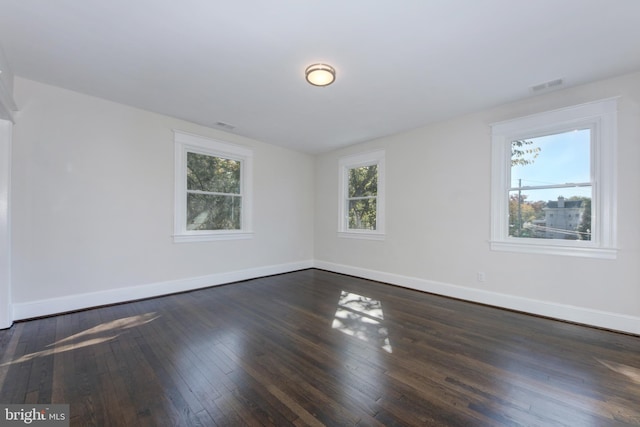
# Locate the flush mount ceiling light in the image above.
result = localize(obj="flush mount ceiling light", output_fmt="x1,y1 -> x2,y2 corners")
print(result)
305,63 -> 336,87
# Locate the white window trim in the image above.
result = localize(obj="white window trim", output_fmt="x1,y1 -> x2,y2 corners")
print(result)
173,130 -> 253,243
338,149 -> 386,240
0,120 -> 13,329
490,98 -> 617,259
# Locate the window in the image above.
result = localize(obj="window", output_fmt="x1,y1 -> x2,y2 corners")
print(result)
490,99 -> 617,258
338,150 -> 385,239
174,131 -> 253,242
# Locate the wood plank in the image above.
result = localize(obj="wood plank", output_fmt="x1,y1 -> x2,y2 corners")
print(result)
0,269 -> 639,426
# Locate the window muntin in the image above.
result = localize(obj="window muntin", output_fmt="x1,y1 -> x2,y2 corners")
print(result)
347,164 -> 378,230
490,99 -> 617,258
338,150 -> 385,239
508,129 -> 592,240
174,131 -> 253,242
186,152 -> 242,231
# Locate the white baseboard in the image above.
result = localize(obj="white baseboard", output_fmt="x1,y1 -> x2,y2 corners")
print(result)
11,259 -> 640,335
313,260 -> 640,335
12,260 -> 314,321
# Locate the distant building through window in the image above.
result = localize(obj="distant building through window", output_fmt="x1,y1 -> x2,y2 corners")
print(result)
490,99 -> 617,258
528,196 -> 589,240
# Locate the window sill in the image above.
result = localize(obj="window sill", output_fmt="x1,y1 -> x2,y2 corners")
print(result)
174,232 -> 254,243
490,240 -> 617,259
338,231 -> 385,241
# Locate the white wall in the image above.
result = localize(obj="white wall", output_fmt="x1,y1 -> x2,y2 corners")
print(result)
0,45 -> 13,96
0,120 -> 12,328
9,72 -> 640,333
315,72 -> 640,334
11,77 -> 315,319
0,46 -> 16,327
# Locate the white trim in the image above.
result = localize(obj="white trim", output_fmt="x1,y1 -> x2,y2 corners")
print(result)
489,240 -> 617,259
490,97 -> 619,134
173,130 -> 253,242
338,149 -> 386,239
313,260 -> 640,335
173,231 -> 254,243
0,120 -> 12,329
338,231 -> 385,241
173,130 -> 253,158
490,98 -> 618,258
10,260 -> 640,335
12,260 -> 314,321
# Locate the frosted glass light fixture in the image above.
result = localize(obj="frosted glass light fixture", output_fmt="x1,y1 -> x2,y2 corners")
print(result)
305,63 -> 335,86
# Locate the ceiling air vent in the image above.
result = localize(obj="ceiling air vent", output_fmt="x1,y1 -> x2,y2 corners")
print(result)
531,78 -> 564,93
215,121 -> 236,131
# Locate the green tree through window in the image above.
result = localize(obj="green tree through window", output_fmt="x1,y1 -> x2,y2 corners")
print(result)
186,152 -> 242,230
490,99 -> 616,258
347,165 -> 378,230
508,131 -> 591,240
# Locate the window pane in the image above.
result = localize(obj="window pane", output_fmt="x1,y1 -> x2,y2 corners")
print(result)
348,198 -> 377,230
187,193 -> 241,230
508,188 -> 591,240
511,129 -> 590,188
348,165 -> 378,198
187,152 -> 240,194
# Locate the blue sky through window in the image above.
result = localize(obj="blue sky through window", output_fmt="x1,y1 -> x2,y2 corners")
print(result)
511,128 -> 591,202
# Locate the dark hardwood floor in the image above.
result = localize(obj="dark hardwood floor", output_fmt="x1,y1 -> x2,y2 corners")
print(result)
1,269 -> 639,426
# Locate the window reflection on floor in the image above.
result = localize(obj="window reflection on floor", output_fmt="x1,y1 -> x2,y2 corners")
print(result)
0,312 -> 159,367
332,291 -> 392,353
596,358 -> 640,384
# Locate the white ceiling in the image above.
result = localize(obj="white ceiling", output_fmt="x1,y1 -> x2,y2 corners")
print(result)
1,0 -> 639,153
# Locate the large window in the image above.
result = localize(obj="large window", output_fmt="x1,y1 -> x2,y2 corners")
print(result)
490,99 -> 617,258
338,150 -> 385,239
509,129 -> 592,240
174,131 -> 253,242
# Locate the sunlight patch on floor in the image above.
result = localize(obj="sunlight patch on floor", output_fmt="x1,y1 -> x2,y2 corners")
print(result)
0,312 -> 159,367
332,291 -> 392,353
595,358 -> 640,384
